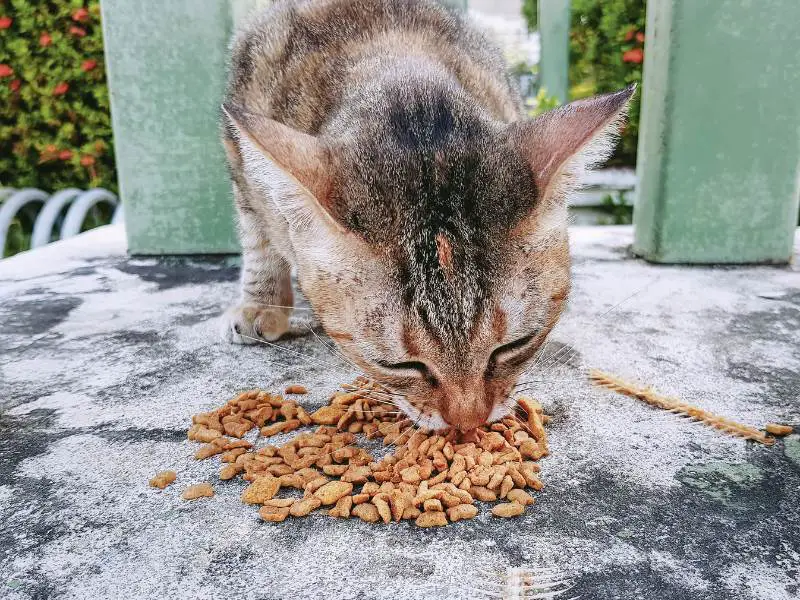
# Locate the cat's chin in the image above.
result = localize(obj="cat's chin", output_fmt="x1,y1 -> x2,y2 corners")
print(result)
487,401 -> 515,424
392,396 -> 449,431
392,396 -> 513,431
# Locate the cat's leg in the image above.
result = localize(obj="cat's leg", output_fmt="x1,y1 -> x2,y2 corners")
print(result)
221,189 -> 293,344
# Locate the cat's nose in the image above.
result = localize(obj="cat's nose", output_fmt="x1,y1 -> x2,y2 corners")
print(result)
439,400 -> 492,432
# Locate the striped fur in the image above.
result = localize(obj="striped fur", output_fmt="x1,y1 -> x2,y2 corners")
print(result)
220,0 -> 632,430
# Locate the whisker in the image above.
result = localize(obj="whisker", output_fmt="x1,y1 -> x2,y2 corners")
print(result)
303,322 -> 366,375
246,302 -> 314,311
521,276 -> 661,381
238,334 -> 341,371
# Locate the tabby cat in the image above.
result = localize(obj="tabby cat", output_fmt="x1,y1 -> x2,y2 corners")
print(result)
220,0 -> 633,431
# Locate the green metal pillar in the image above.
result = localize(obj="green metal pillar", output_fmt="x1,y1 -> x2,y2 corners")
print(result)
101,0 -> 237,255
537,0 -> 570,103
633,0 -> 800,264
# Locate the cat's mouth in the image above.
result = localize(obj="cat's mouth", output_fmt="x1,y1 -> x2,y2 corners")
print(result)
386,388 -> 517,433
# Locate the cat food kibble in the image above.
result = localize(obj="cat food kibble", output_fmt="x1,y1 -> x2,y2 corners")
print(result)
182,482 -> 214,500
285,385 -> 308,394
178,378 -> 551,527
149,470 -> 176,489
765,423 -> 793,436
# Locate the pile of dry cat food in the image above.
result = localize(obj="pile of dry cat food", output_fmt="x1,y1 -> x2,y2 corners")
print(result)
159,377 -> 551,527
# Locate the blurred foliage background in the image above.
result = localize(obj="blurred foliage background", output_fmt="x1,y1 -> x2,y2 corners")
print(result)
0,0 -> 649,257
0,0 -> 116,255
523,0 -> 645,166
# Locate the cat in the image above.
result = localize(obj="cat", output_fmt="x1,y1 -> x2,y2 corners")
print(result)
220,0 -> 633,432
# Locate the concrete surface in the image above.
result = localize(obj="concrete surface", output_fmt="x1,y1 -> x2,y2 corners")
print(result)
1,225 -> 798,599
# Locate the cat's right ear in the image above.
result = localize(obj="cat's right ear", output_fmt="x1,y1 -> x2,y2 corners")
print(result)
508,85 -> 635,205
222,104 -> 345,233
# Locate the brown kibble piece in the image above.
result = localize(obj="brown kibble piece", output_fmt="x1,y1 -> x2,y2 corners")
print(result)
278,474 -> 305,489
219,464 -> 242,480
241,476 -> 280,504
402,506 -> 421,520
221,447 -> 247,462
329,495 -> 353,518
361,482 -> 380,496
447,504 -> 478,522
400,466 -> 421,484
500,475 -> 514,499
423,499 -> 443,512
189,427 -> 222,443
264,498 -> 295,508
352,503 -> 380,523
194,438 -> 228,460
259,505 -> 290,522
260,422 -> 286,437
372,495 -> 392,524
314,481 -> 354,505
290,495 -> 322,517
492,502 -> 525,518
506,489 -> 535,506
322,464 -> 348,476
223,420 -> 252,438
149,470 -> 177,489
470,486 -> 497,502
415,511 -> 448,527
305,477 -> 330,493
285,385 -> 308,394
765,423 -> 793,436
310,406 -> 345,425
341,466 -> 372,484
182,482 -> 214,500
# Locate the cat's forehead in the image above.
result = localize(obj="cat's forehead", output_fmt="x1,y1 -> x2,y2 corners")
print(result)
326,88 -> 543,349
333,152 -> 533,349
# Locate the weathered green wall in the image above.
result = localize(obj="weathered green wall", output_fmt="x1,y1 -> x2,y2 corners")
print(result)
634,0 -> 800,264
537,0 -> 570,103
102,0 -> 237,255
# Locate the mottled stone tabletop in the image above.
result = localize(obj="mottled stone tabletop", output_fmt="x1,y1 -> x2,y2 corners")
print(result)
1,225 -> 798,600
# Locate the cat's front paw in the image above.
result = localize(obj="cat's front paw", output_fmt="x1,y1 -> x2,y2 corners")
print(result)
220,302 -> 291,344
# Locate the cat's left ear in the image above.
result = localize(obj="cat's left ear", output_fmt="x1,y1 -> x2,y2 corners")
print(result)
508,85 -> 635,204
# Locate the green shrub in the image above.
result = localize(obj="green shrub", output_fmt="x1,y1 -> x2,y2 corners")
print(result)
0,0 -> 116,192
523,0 -> 645,166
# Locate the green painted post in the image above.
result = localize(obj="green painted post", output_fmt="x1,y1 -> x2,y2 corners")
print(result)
634,0 -> 800,264
537,0 -> 570,103
101,0 -> 237,255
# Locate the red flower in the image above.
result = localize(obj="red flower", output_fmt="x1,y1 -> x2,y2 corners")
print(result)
53,81 -> 69,95
9,78 -> 20,91
46,144 -> 58,153
72,8 -> 90,23
80,155 -> 96,166
39,32 -> 52,46
622,48 -> 644,64
635,31 -> 645,43
59,150 -> 73,161
0,64 -> 13,77
624,28 -> 635,41
81,59 -> 97,72
0,16 -> 12,29
70,26 -> 86,37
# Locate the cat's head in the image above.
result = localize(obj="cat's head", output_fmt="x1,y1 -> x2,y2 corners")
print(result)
225,85 -> 633,431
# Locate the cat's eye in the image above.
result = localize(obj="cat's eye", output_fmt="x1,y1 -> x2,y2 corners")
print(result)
378,360 -> 438,386
379,360 -> 429,375
486,333 -> 537,374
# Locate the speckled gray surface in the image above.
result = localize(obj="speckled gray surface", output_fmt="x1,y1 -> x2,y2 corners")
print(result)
1,225 -> 798,600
